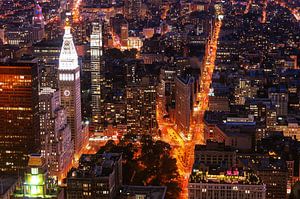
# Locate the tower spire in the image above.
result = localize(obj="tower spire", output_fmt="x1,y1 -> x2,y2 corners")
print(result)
59,18 -> 78,70
64,17 -> 71,35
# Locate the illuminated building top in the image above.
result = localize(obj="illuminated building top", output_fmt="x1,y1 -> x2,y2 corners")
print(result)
189,166 -> 262,185
33,4 -> 44,26
28,154 -> 44,167
59,18 -> 79,70
13,154 -> 61,198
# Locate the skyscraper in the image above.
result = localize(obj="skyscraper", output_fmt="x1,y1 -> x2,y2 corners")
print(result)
90,21 -> 103,132
0,60 -> 39,174
126,76 -> 157,135
58,18 -> 83,156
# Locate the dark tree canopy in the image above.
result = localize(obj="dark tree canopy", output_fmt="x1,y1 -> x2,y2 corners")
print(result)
98,134 -> 181,198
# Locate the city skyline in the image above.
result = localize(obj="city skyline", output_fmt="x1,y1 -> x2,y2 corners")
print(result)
0,0 -> 299,198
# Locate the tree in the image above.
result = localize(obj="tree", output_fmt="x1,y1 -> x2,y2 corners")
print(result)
97,134 -> 181,198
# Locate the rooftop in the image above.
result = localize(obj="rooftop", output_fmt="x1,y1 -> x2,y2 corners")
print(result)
67,153 -> 122,179
189,166 -> 262,185
195,141 -> 235,152
0,176 -> 19,196
120,185 -> 167,199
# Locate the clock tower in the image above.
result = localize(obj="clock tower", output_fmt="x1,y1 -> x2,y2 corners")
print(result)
58,18 -> 83,156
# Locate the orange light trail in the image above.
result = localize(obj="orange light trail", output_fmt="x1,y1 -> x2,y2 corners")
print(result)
72,0 -> 82,23
161,3 -> 170,20
261,0 -> 268,23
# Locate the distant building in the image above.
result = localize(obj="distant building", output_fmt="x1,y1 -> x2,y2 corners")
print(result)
275,116 -> 300,140
204,112 -> 255,151
5,28 -> 33,46
120,24 -> 128,48
66,153 -> 122,199
234,79 -> 258,105
245,98 -> 277,139
124,0 -> 142,19
194,141 -> 237,168
208,96 -> 230,112
268,87 -> 288,116
127,37 -> 142,51
157,65 -> 178,117
32,39 -> 62,64
32,4 -> 45,42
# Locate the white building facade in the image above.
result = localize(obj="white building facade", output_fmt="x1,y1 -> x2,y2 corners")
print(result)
188,182 -> 266,199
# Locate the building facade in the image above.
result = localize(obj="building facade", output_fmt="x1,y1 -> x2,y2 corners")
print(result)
39,88 -> 73,181
66,153 -> 122,199
188,182 -> 266,199
0,61 -> 39,174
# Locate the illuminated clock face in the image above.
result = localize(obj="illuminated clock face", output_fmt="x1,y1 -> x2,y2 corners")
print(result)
64,90 -> 70,97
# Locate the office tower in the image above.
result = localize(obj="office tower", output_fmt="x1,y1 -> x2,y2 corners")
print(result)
126,76 -> 157,135
0,61 -> 39,174
66,153 -> 122,199
58,18 -> 83,156
13,154 -> 63,199
39,88 -> 73,181
175,76 -> 196,138
90,22 -> 103,132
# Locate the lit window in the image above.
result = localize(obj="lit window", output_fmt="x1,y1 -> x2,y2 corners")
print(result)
31,168 -> 38,174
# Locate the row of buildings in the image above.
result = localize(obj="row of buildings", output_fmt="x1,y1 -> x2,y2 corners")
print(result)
0,153 -> 166,199
0,17 -> 88,181
188,141 -> 292,199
